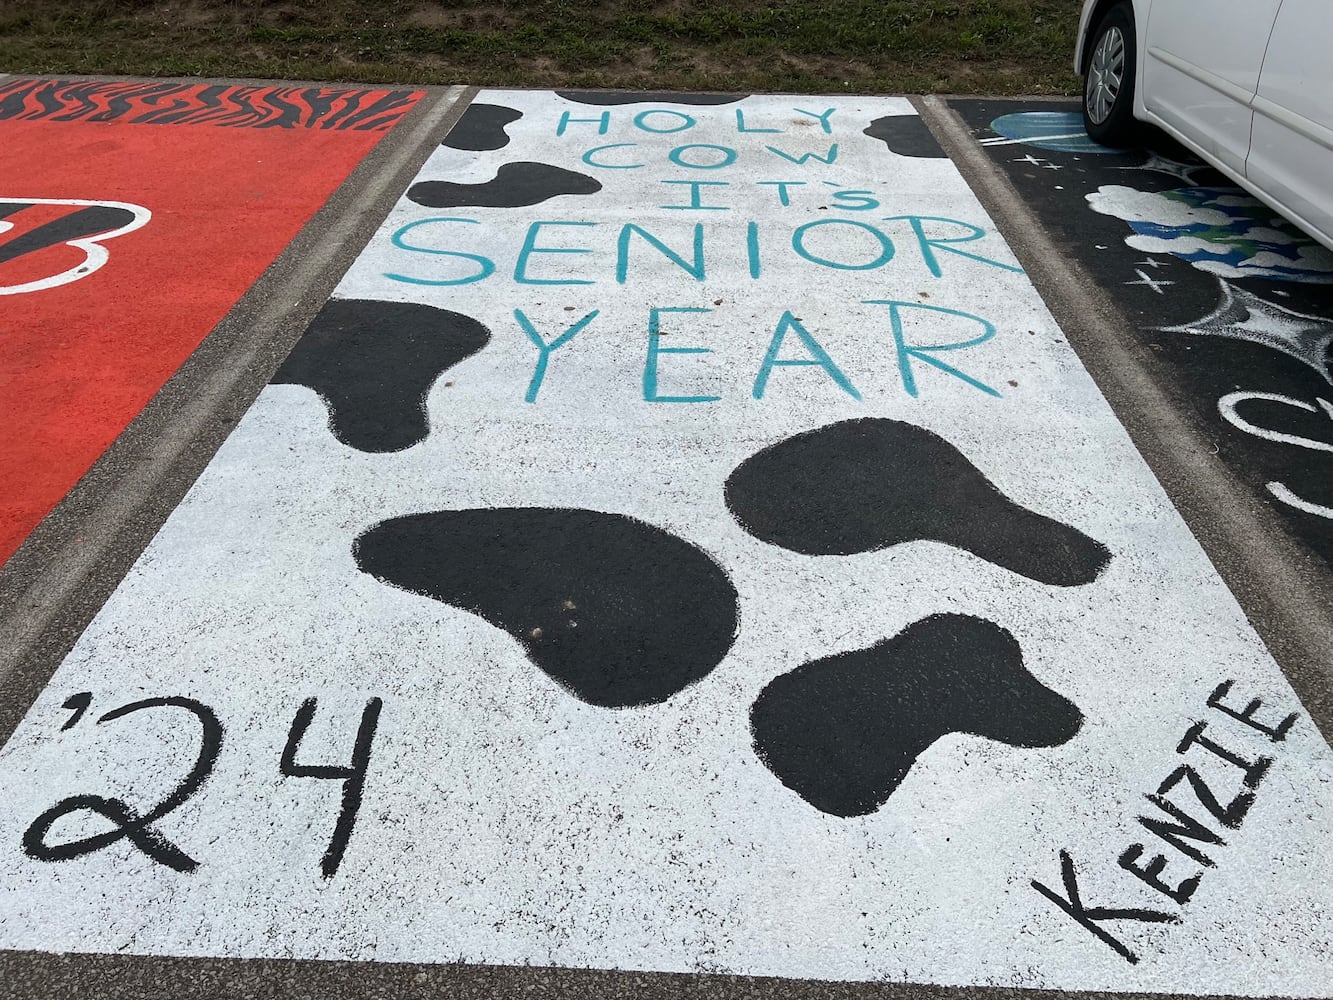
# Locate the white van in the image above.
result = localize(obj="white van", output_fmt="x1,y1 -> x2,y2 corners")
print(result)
1076,0 -> 1333,251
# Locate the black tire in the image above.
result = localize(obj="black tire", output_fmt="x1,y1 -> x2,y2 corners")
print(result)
1082,1 -> 1139,147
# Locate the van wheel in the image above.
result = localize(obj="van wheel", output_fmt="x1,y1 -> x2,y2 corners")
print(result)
1083,1 -> 1138,146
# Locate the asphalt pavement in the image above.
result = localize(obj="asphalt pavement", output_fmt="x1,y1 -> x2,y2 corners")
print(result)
0,78 -> 1330,1000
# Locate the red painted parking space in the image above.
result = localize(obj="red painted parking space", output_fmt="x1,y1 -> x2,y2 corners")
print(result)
0,79 -> 422,565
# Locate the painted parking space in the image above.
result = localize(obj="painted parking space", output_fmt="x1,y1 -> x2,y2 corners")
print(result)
951,100 -> 1333,570
0,78 -> 422,566
1,89 -> 1331,996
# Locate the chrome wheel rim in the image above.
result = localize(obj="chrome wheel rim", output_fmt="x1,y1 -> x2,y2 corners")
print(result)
1086,25 -> 1126,125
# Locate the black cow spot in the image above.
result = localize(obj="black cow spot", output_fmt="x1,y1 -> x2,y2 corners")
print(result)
407,162 -> 601,209
750,614 -> 1083,817
272,299 -> 490,453
443,103 -> 522,151
724,418 -> 1111,587
0,203 -> 137,266
354,508 -> 739,708
555,91 -> 748,106
862,115 -> 946,158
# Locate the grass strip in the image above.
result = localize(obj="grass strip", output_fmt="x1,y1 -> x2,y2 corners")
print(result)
0,0 -> 1081,94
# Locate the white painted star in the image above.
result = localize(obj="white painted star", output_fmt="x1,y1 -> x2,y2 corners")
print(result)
1013,154 -> 1045,167
1135,258 -> 1168,270
1158,281 -> 1333,384
1125,268 -> 1175,294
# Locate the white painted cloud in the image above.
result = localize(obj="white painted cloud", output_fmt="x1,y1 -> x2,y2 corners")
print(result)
1086,184 -> 1231,228
1088,184 -> 1333,282
1123,233 -> 1216,257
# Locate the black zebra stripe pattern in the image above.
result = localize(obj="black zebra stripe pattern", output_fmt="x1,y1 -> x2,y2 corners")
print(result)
0,79 -> 420,131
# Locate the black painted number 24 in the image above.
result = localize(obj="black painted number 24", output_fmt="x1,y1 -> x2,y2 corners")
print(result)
22,692 -> 382,878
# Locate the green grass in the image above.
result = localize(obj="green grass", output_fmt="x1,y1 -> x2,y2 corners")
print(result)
0,1 -> 1082,95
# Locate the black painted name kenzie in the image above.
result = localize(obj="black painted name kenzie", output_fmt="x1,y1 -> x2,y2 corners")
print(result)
1031,680 -> 1299,964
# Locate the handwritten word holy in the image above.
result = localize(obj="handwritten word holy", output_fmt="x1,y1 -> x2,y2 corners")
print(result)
557,106 -> 844,171
556,106 -> 838,138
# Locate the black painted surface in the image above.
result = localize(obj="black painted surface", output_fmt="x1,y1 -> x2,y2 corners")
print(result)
725,418 -> 1111,586
407,162 -> 602,209
353,508 -> 739,708
950,99 -> 1333,572
0,204 -> 137,265
443,103 -> 521,151
750,613 -> 1083,816
272,299 -> 490,453
862,115 -> 945,158
555,91 -> 748,106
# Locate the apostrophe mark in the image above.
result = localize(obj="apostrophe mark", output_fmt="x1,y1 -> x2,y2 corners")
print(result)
407,162 -> 601,209
61,691 -> 93,730
272,299 -> 490,453
724,418 -> 1111,587
353,508 -> 739,708
750,614 -> 1083,816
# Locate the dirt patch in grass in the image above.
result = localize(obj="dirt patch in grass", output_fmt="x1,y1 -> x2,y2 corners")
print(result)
0,0 -> 1081,95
